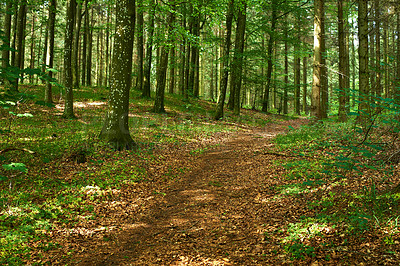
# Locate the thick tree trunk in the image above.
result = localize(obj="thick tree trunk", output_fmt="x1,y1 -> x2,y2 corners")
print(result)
63,0 -> 77,119
99,0 -> 136,150
311,0 -> 324,120
214,0 -> 234,120
45,0 -> 56,103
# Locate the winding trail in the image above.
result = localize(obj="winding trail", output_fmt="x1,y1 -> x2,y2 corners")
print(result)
69,119 -> 310,265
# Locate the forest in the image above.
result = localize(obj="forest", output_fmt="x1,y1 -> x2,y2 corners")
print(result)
1,0 -> 400,264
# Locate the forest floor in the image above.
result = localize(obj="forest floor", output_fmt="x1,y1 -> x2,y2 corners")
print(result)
1,85 -> 400,265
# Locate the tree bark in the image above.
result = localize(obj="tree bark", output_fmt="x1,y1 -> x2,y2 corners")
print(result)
154,8 -> 175,113
231,1 -> 247,115
63,0 -> 77,119
311,0 -> 324,120
338,0 -> 347,121
214,0 -> 234,120
135,0 -> 144,91
2,1 -> 12,75
358,0 -> 370,120
13,0 -> 27,91
142,0 -> 155,98
262,0 -> 277,112
73,2 -> 82,89
45,0 -> 56,103
99,0 -> 136,150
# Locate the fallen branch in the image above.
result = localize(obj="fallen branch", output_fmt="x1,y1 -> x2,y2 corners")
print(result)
0,148 -> 36,155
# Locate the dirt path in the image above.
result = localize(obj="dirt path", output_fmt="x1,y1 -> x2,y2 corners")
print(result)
60,119 -> 311,266
43,121 -> 318,265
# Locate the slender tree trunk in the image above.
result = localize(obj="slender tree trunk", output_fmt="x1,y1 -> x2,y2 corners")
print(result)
11,1 -> 18,68
45,0 -> 56,103
262,0 -> 277,112
13,0 -> 27,91
375,0 -> 381,98
302,56 -> 308,114
396,10 -> 400,103
2,1 -> 12,74
231,1 -> 247,115
214,0 -> 234,120
154,8 -> 174,113
86,6 -> 94,87
135,0 -> 144,91
338,0 -> 347,121
73,3 -> 82,89
142,0 -> 155,98
105,3 -> 110,87
358,0 -> 370,119
169,46 -> 175,94
283,22 -> 289,114
311,0 -> 324,120
99,0 -> 136,150
81,0 -> 88,85
29,13 -> 36,84
320,3 -> 328,119
63,0 -> 77,118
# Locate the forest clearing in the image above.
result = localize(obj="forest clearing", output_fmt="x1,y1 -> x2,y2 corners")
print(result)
0,85 -> 399,265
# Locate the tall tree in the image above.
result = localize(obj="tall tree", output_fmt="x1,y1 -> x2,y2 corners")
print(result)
311,0 -> 324,120
99,0 -> 136,150
142,0 -> 155,98
72,2 -> 83,89
214,0 -> 234,120
135,0 -> 144,91
154,4 -> 175,113
358,0 -> 370,119
338,0 -> 347,121
2,1 -> 13,74
45,0 -> 56,103
230,0 -> 247,115
63,0 -> 77,118
262,0 -> 277,112
13,0 -> 28,91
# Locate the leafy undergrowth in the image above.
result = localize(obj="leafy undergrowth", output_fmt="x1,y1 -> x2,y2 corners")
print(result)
1,85 -> 400,264
272,119 -> 400,262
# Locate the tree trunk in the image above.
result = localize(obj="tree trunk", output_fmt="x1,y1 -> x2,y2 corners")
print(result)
99,0 -> 136,150
135,0 -> 144,91
45,0 -> 56,103
262,0 -> 277,112
154,9 -> 174,113
338,0 -> 347,121
142,0 -> 155,98
81,0 -> 88,86
320,3 -> 328,119
73,3 -> 82,89
214,0 -> 234,120
13,0 -> 27,91
169,46 -> 175,94
2,1 -> 12,73
358,0 -> 370,120
63,0 -> 77,119
86,6 -> 94,87
302,56 -> 308,114
311,0 -> 324,120
231,1 -> 247,115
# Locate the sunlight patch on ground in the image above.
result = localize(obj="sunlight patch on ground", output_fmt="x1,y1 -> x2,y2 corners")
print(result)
172,255 -> 231,265
55,101 -> 107,110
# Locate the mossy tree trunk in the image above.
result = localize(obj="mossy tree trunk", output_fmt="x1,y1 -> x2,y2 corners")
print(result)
99,0 -> 136,150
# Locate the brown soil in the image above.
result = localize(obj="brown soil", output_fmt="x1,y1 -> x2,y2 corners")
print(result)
37,118 -> 399,265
